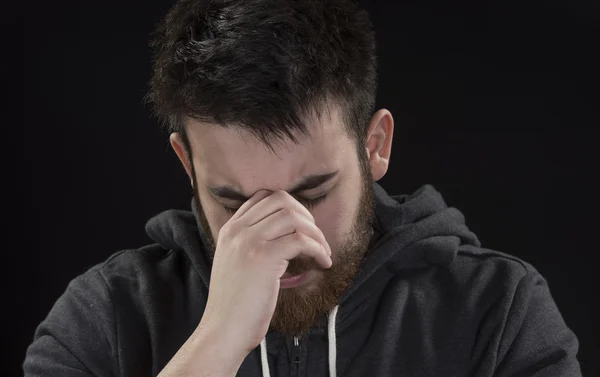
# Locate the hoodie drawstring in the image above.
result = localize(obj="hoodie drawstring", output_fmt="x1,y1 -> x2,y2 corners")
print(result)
260,305 -> 339,377
260,337 -> 270,377
327,305 -> 339,376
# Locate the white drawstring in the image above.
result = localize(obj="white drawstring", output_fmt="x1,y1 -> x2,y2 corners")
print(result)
260,337 -> 271,377
259,305 -> 339,377
327,305 -> 339,377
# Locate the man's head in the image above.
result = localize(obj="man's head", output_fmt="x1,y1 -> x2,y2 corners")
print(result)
146,0 -> 394,336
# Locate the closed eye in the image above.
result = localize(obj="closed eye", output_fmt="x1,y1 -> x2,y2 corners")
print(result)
297,194 -> 327,210
223,194 -> 328,215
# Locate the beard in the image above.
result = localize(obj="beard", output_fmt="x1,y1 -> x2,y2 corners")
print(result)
192,158 -> 375,338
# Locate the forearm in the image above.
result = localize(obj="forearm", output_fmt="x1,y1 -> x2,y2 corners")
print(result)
157,326 -> 247,377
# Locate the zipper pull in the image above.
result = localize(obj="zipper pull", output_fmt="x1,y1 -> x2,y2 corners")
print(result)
292,335 -> 301,364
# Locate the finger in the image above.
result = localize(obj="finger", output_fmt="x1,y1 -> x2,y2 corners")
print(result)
250,207 -> 331,256
242,190 -> 315,227
229,189 -> 272,221
265,232 -> 332,270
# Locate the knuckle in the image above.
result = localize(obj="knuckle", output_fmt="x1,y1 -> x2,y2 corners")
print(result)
290,232 -> 304,242
249,239 -> 266,255
223,217 -> 237,230
279,206 -> 296,218
220,220 -> 238,238
216,224 -> 230,242
221,220 -> 250,246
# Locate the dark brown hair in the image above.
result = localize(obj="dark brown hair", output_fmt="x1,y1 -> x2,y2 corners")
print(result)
145,0 -> 378,153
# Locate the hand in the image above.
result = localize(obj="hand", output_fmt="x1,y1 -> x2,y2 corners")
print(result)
198,189 -> 333,357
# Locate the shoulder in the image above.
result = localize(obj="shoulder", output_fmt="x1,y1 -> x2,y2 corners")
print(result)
68,244 -> 193,298
97,244 -> 186,278
451,246 -> 580,374
63,244 -> 202,325
384,245 -> 543,314
391,244 -> 547,309
452,244 -> 541,285
432,244 -> 547,311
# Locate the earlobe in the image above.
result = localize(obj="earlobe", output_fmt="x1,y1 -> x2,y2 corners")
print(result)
365,109 -> 394,182
169,133 -> 194,186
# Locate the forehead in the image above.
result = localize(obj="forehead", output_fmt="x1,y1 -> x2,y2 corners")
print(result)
186,108 -> 354,192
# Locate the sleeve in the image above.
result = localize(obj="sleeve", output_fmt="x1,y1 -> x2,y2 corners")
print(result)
23,267 -> 118,377
494,267 -> 582,377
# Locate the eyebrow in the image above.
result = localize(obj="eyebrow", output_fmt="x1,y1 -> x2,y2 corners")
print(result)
208,171 -> 339,202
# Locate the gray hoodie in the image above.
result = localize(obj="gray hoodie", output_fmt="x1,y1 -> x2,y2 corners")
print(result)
23,183 -> 582,376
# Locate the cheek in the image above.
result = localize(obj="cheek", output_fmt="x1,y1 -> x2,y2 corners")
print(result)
313,198 -> 354,251
198,192 -> 230,240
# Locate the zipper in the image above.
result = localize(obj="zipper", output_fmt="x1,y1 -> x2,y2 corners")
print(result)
291,335 -> 301,377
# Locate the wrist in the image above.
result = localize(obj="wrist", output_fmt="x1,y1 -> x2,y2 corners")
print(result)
190,323 -> 248,375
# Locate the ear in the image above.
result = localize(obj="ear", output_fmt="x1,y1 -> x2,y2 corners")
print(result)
170,132 -> 194,187
365,109 -> 394,181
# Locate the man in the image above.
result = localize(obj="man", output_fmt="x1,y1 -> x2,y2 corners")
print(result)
24,0 -> 581,376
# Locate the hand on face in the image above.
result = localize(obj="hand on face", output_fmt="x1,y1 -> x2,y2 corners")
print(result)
199,189 -> 332,355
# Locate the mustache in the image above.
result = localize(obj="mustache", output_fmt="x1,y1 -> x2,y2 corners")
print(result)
286,256 -> 318,275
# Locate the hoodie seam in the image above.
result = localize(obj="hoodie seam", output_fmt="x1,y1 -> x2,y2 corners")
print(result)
100,249 -> 130,265
41,332 -> 99,376
100,247 -> 175,267
456,248 -> 529,274
98,268 -> 121,377
494,272 -> 532,371
139,243 -> 176,259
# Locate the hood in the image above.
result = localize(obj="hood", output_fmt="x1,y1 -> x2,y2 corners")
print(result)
340,183 -> 480,300
145,182 -> 480,324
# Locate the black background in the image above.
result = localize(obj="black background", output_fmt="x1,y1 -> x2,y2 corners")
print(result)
7,0 -> 599,375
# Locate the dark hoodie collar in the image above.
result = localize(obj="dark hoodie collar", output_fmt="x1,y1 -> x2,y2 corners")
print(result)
328,184 -> 480,330
145,183 -> 480,330
144,205 -> 212,288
